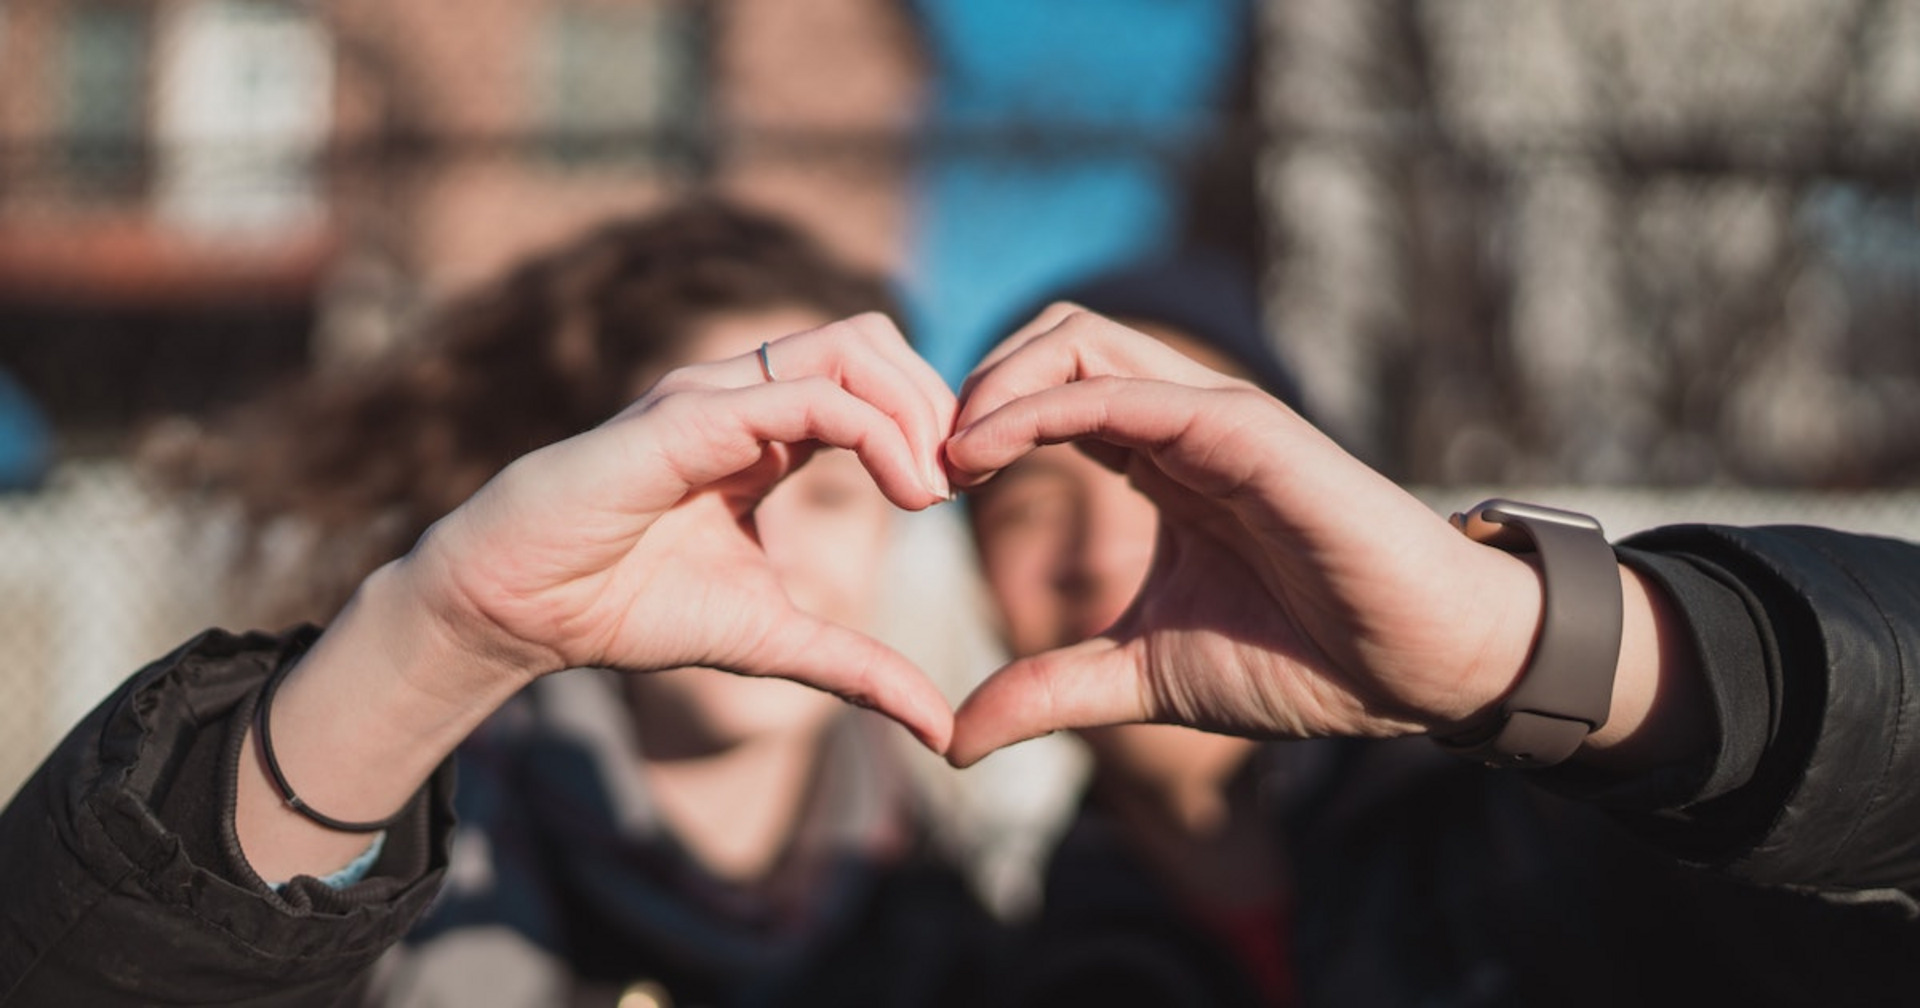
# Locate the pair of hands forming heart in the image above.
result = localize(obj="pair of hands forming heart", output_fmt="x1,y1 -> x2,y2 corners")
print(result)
401,307 -> 1542,768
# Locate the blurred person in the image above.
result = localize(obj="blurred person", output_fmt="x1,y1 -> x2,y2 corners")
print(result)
0,202 -> 1003,1006
966,252 -> 1304,1007
959,258 -> 1920,1007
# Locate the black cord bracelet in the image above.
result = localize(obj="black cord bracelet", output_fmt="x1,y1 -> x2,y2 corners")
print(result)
253,658 -> 403,833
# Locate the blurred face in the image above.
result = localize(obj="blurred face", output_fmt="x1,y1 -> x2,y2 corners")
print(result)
969,322 -> 1243,657
625,307 -> 895,753
969,322 -> 1258,800
970,443 -> 1156,657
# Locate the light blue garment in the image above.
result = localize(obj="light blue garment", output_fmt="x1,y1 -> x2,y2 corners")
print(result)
282,831 -> 386,892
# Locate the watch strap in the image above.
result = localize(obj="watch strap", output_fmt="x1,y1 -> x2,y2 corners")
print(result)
1437,499 -> 1624,768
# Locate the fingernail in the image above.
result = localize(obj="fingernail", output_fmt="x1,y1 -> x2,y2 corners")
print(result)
924,460 -> 952,502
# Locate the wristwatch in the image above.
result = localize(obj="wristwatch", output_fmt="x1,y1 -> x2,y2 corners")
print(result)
1435,499 -> 1623,768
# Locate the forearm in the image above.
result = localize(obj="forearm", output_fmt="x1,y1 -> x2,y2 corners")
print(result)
1423,537 -> 1712,777
236,557 -> 532,882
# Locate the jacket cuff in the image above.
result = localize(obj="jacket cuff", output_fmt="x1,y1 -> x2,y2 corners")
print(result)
1601,525 -> 1920,892
0,628 -> 454,1002
212,630 -> 451,916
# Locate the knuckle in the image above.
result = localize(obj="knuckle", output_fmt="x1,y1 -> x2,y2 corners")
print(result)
650,363 -> 710,395
1221,383 -> 1280,410
1077,374 -> 1130,395
794,374 -> 840,394
1055,305 -> 1108,331
848,310 -> 896,335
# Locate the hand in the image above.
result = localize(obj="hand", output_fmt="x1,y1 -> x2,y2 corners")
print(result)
399,313 -> 958,751
240,315 -> 961,881
943,308 -> 1542,766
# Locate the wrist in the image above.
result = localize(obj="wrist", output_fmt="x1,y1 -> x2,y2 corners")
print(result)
1432,500 -> 1624,768
235,564 -> 529,879
1428,554 -> 1706,773
265,562 -> 532,792
388,531 -> 568,691
1424,541 -> 1545,736
1568,565 -> 1710,771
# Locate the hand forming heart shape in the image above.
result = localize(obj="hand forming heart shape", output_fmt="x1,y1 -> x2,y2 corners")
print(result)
940,307 -> 1534,766
409,308 -> 1537,768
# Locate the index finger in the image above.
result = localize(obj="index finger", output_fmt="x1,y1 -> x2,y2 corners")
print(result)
955,301 -> 1086,403
784,314 -> 958,487
954,309 -> 1248,435
669,314 -> 957,498
948,377 -> 1283,498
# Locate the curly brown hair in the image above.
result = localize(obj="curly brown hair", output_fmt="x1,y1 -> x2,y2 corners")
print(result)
151,199 -> 903,624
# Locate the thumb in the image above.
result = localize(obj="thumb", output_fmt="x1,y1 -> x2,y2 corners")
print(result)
948,637 -> 1149,768
749,613 -> 955,755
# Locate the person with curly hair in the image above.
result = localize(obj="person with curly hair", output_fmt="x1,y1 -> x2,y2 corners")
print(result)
1,201 -> 1002,1007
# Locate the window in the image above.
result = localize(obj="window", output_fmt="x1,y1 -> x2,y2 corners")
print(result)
538,2 -> 708,170
154,0 -> 332,237
60,1 -> 152,198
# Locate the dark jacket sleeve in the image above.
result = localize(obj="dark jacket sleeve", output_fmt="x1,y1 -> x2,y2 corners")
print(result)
1595,525 -> 1920,895
0,629 -> 455,1007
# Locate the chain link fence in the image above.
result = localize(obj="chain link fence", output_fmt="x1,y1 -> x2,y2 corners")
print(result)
1261,0 -> 1920,486
0,464 -> 234,799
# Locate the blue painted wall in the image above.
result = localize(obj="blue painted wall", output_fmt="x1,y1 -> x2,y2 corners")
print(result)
905,0 -> 1252,386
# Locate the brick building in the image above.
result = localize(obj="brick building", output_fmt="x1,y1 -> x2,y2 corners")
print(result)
0,0 -> 923,444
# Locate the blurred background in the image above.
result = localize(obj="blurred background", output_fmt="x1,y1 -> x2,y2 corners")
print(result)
5,0 -> 1920,800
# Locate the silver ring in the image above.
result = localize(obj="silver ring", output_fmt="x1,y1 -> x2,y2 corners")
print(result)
756,341 -> 778,383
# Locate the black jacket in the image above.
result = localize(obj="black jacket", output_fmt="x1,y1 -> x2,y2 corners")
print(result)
0,630 -> 446,1005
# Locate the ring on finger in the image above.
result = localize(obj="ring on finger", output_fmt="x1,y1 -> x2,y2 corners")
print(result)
757,341 -> 778,383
